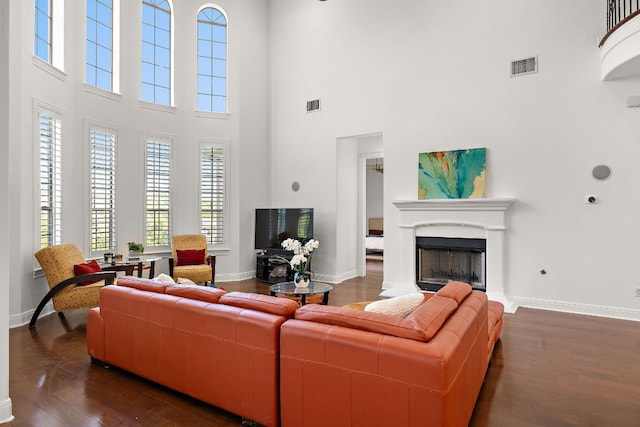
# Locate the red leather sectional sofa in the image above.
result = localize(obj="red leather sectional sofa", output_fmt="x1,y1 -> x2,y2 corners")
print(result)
87,276 -> 299,427
280,282 -> 504,427
87,277 -> 503,427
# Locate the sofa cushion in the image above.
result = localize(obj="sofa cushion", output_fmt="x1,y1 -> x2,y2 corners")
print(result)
296,294 -> 458,342
364,293 -> 426,317
295,305 -> 427,341
436,281 -> 472,305
487,300 -> 505,357
165,284 -> 226,303
116,276 -> 169,293
219,292 -> 299,318
406,295 -> 459,340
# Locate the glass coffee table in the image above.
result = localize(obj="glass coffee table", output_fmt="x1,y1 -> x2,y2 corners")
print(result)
269,281 -> 333,306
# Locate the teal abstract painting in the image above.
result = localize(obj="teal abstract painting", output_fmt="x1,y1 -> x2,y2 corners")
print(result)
418,148 -> 486,199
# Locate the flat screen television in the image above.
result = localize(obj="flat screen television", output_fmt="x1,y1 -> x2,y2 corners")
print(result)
255,208 -> 314,251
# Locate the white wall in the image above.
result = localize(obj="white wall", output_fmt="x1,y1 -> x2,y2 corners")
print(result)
8,0 -> 640,325
8,0 -> 270,325
268,0 -> 640,320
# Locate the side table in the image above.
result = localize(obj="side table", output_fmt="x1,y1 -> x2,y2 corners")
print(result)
100,256 -> 162,278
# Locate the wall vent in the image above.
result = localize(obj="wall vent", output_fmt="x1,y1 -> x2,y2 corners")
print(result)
306,99 -> 321,112
510,56 -> 538,77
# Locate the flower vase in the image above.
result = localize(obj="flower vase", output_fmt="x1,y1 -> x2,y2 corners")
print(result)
294,272 -> 309,288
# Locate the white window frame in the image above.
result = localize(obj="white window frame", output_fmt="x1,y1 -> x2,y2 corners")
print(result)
33,100 -> 64,252
140,0 -> 174,106
85,0 -> 120,93
87,122 -> 118,258
33,0 -> 65,72
196,5 -> 228,114
199,139 -> 229,250
143,135 -> 172,251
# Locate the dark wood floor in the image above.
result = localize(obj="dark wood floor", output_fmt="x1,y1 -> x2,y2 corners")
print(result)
8,260 -> 640,426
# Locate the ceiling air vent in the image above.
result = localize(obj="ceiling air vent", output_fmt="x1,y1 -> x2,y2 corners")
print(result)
306,99 -> 321,113
511,56 -> 538,77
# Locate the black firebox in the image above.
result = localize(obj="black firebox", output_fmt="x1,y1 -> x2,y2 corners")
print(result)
416,236 -> 486,292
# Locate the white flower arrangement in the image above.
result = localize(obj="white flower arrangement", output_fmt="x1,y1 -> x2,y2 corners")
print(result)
281,238 -> 319,281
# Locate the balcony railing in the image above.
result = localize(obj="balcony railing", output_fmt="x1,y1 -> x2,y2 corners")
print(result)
600,0 -> 640,46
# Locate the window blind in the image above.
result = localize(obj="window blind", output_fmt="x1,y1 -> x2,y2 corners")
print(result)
145,139 -> 171,247
90,128 -> 116,253
39,112 -> 62,248
200,145 -> 224,245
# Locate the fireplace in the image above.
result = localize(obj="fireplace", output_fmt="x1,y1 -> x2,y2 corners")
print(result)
391,198 -> 516,313
416,237 -> 486,292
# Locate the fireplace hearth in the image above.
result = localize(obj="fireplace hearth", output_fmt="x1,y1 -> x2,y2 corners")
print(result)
416,237 -> 486,292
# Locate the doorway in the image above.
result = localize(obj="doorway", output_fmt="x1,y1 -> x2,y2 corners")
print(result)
365,157 -> 384,264
335,133 -> 383,280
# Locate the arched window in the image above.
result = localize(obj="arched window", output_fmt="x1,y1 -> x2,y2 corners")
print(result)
197,7 -> 227,113
141,0 -> 172,105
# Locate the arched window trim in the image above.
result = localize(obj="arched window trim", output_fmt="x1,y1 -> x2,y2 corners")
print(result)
196,4 -> 228,115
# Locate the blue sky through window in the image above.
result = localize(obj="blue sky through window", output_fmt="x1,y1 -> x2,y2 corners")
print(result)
34,0 -> 51,62
141,0 -> 171,105
197,8 -> 227,113
86,0 -> 113,91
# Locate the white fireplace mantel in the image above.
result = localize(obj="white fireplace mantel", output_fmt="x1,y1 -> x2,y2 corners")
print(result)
391,198 -> 517,313
393,198 -> 514,212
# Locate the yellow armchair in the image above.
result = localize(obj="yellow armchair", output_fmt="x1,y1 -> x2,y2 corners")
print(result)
30,243 -> 131,328
168,234 -> 216,285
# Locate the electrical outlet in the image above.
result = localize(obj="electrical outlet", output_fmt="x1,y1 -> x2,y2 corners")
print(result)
636,288 -> 640,297
584,195 -> 597,204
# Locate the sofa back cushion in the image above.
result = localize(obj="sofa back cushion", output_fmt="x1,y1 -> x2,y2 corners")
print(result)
295,294 -> 458,342
405,295 -> 458,339
219,292 -> 299,318
116,276 -> 169,293
165,284 -> 226,303
436,281 -> 472,304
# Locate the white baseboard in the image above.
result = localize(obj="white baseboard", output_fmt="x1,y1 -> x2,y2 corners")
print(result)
515,297 -> 640,322
0,397 -> 14,424
216,270 -> 255,282
313,269 -> 360,285
10,304 -> 53,329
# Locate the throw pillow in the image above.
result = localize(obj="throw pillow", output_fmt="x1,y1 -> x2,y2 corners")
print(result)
177,277 -> 196,285
73,259 -> 103,285
364,292 -> 426,318
176,249 -> 205,266
154,273 -> 176,284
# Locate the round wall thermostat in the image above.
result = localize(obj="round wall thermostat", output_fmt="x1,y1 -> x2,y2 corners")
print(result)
592,165 -> 611,180
291,181 -> 300,192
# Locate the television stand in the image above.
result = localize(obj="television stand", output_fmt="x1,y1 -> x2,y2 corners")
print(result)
256,253 -> 293,284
